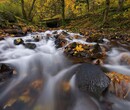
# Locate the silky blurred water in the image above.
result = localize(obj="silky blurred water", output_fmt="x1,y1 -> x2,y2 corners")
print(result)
0,30 -> 130,110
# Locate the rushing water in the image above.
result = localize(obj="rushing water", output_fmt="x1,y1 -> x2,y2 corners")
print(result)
0,30 -> 130,110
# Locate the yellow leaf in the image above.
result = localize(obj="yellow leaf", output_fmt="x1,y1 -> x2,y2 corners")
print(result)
19,89 -> 31,103
75,45 -> 84,52
19,95 -> 31,103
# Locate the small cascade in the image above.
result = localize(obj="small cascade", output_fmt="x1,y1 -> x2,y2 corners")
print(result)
0,30 -> 130,110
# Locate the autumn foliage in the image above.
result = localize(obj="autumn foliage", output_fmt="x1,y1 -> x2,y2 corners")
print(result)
107,72 -> 130,99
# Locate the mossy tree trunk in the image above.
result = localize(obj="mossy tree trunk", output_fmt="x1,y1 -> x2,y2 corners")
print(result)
21,0 -> 27,20
118,0 -> 124,11
103,0 -> 110,24
21,0 -> 37,21
86,0 -> 89,12
61,0 -> 65,25
28,0 -> 37,21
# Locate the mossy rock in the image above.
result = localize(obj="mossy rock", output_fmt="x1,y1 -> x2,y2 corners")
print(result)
14,38 -> 24,45
64,42 -> 106,59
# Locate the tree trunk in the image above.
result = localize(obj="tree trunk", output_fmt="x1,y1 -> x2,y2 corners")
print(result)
21,0 -> 27,19
118,0 -> 124,11
61,0 -> 65,24
86,0 -> 89,12
28,0 -> 37,21
103,0 -> 110,24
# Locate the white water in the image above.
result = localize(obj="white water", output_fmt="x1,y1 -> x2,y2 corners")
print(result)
104,48 -> 130,75
0,30 -> 130,110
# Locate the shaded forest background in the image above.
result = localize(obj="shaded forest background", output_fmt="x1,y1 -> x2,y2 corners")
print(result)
0,0 -> 130,32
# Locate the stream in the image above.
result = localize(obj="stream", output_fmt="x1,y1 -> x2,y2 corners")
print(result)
0,30 -> 130,110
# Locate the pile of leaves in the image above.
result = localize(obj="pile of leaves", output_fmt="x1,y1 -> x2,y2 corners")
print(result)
107,72 -> 130,99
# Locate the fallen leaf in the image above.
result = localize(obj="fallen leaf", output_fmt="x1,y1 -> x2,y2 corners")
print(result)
62,81 -> 71,92
4,98 -> 17,109
75,45 -> 84,52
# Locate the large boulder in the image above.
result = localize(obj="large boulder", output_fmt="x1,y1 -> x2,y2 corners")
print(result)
0,64 -> 13,82
75,63 -> 110,98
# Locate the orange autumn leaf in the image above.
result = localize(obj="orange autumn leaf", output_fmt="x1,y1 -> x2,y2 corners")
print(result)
106,72 -> 130,83
31,79 -> 43,90
62,81 -> 71,92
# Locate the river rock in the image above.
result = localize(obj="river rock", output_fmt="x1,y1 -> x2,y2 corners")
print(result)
120,52 -> 130,65
23,43 -> 36,49
14,38 -> 24,45
89,43 -> 104,59
0,64 -> 13,82
31,35 -> 43,42
54,34 -> 67,48
75,63 -> 110,98
64,42 -> 106,61
0,37 -> 4,41
86,33 -> 104,43
61,31 -> 69,36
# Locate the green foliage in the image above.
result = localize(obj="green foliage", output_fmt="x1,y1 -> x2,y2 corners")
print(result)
0,0 -> 22,17
0,0 -> 130,28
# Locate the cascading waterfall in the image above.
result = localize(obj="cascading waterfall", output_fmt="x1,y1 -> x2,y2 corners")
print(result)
0,30 -> 130,110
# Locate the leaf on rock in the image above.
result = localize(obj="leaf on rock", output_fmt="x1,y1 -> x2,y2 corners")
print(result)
75,45 -> 84,52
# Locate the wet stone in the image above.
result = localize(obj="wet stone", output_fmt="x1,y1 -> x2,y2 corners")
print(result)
52,31 -> 58,34
14,38 -> 24,45
25,39 -> 33,42
0,64 -> 13,82
32,35 -> 42,42
90,43 -> 103,59
61,31 -> 69,36
64,42 -> 106,60
23,43 -> 36,49
54,34 -> 67,48
75,63 -> 110,99
0,37 -> 4,41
